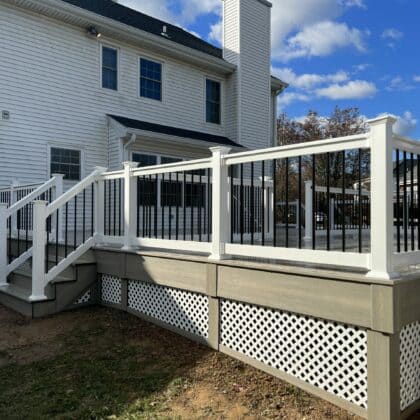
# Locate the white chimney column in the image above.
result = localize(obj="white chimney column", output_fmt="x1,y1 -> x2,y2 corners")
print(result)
223,0 -> 272,150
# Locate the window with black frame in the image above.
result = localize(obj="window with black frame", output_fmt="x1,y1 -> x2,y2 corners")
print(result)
102,46 -> 118,90
50,147 -> 81,181
140,58 -> 162,101
206,79 -> 221,124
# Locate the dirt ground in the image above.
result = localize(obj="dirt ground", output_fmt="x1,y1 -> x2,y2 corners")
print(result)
0,304 -> 417,420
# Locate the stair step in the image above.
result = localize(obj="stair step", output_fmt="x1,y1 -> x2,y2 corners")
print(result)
12,266 -> 75,284
0,283 -> 53,303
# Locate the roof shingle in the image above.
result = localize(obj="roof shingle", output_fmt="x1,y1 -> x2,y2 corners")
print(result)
62,0 -> 223,58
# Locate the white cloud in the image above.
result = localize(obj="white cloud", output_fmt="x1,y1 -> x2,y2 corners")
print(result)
118,0 -> 174,22
339,0 -> 366,8
316,80 -> 377,99
414,75 -> 420,83
393,111 -> 418,137
278,92 -> 312,109
119,0 -> 220,27
382,28 -> 403,40
209,20 -> 223,44
273,67 -> 349,89
271,0 -> 368,61
279,21 -> 368,61
386,76 -> 414,92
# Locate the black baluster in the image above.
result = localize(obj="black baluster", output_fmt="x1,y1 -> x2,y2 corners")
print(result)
411,153 -> 415,250
55,210 -> 59,266
149,175 -> 152,239
190,171 -> 194,241
83,188 -> 86,243
342,151 -> 346,252
404,151 -> 408,252
118,178 -> 122,237
104,180 -> 107,235
91,183 -> 94,238
240,164 -> 244,245
285,158 -> 289,248
395,149 -> 401,252
207,168 -> 211,243
298,156 -> 302,249
230,166 -> 234,243
162,173 -> 165,239
261,161 -> 265,246
154,175 -> 158,238
198,172 -> 202,242
326,153 -> 331,251
65,202 -> 68,257
176,172 -> 179,240
312,154 -> 316,250
183,171 -> 186,241
251,162 -> 255,246
74,195 -> 77,249
358,149 -> 362,253
169,173 -> 172,240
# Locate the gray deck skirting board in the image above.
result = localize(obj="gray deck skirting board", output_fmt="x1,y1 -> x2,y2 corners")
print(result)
94,248 -> 420,419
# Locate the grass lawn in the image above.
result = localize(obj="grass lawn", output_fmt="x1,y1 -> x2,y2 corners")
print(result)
0,305 -> 410,419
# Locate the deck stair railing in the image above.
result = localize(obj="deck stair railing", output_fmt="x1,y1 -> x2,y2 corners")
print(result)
3,115 -> 420,300
0,175 -> 64,287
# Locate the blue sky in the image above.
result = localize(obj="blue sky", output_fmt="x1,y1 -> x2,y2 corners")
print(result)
120,0 -> 420,138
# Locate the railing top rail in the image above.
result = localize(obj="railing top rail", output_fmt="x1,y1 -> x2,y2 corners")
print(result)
101,170 -> 124,180
0,182 -> 44,193
6,177 -> 57,217
130,157 -> 213,177
393,134 -> 420,154
224,133 -> 370,166
46,168 -> 105,216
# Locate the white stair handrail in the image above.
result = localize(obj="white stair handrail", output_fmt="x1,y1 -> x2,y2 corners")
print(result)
31,167 -> 107,300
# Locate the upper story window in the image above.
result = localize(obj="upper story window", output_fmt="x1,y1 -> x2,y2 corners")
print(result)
50,147 -> 81,181
140,58 -> 162,101
206,79 -> 221,125
102,46 -> 118,90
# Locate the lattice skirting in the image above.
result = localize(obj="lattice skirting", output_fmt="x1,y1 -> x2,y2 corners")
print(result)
220,299 -> 368,409
101,274 -> 122,305
400,320 -> 420,411
73,289 -> 92,306
128,280 -> 209,339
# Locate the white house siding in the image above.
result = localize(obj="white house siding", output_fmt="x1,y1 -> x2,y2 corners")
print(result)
223,0 -> 272,151
0,3 -> 229,188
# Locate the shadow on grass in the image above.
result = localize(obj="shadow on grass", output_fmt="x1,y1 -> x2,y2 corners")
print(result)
0,307 -> 211,419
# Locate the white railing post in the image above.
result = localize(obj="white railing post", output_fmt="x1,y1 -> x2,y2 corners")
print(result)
122,161 -> 138,250
209,146 -> 231,260
95,180 -> 105,244
0,204 -> 8,286
367,115 -> 398,279
304,181 -> 313,241
52,174 -> 65,242
31,200 -> 48,300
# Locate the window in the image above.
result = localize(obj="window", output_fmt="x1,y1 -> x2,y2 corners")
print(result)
102,46 -> 118,90
132,153 -> 157,167
50,148 -> 81,181
206,79 -> 221,124
140,58 -> 162,101
161,156 -> 182,165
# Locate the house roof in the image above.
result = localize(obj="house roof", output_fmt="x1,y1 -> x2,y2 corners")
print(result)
109,115 -> 244,149
61,0 -> 223,59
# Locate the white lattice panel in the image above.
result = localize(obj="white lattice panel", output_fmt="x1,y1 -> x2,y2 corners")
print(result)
101,274 -> 122,304
73,289 -> 91,305
400,321 -> 420,411
220,300 -> 368,408
128,280 -> 209,338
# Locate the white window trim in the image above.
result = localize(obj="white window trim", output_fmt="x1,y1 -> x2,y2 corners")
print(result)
203,76 -> 224,127
100,43 -> 120,92
138,55 -> 165,103
47,144 -> 85,182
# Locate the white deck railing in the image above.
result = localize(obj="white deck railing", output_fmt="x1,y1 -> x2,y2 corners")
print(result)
2,115 -> 420,300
